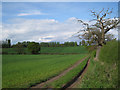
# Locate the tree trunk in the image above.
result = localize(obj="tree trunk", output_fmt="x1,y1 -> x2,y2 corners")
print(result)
94,46 -> 101,61
101,23 -> 105,46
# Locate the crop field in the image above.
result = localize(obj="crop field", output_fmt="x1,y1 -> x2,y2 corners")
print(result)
2,48 -> 29,54
2,46 -> 88,54
40,46 -> 88,54
2,54 -> 87,88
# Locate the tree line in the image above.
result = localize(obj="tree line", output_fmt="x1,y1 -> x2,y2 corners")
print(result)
1,39 -> 88,54
2,39 -> 89,48
2,39 -> 11,48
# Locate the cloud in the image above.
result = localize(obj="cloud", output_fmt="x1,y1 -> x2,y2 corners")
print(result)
17,10 -> 47,16
2,17 -> 82,44
2,17 -> 118,44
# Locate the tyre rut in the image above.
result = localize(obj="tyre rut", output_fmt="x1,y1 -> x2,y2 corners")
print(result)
64,58 -> 90,89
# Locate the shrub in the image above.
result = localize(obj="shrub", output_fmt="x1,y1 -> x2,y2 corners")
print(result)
27,42 -> 40,54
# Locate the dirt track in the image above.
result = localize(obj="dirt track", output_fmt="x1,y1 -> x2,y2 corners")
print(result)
31,56 -> 88,88
65,58 -> 90,89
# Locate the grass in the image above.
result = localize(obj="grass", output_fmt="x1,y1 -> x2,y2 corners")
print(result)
44,57 -> 89,88
2,54 -> 87,88
2,46 -> 88,54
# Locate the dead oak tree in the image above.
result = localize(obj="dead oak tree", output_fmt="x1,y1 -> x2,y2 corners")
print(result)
76,8 -> 120,60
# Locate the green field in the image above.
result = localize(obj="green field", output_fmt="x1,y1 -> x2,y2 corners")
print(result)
2,48 -> 29,54
2,54 -> 87,88
2,46 -> 88,54
40,46 -> 88,54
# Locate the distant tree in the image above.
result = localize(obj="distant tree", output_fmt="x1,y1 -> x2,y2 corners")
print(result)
13,42 -> 25,54
60,44 -> 64,47
52,42 -> 55,47
8,39 -> 11,48
81,40 -> 85,46
21,41 -> 29,47
48,42 -> 55,47
48,42 -> 51,47
64,42 -> 69,47
56,42 -> 60,47
27,42 -> 40,54
2,39 -> 11,48
69,42 -> 74,46
55,42 -> 57,47
79,42 -> 81,46
74,42 -> 78,46
2,43 -> 8,48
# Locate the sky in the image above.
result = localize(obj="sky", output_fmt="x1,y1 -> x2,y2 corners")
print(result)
2,0 -> 120,2
2,2 -> 119,44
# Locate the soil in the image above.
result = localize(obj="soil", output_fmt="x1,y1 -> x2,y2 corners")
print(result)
94,46 -> 101,61
30,56 -> 88,88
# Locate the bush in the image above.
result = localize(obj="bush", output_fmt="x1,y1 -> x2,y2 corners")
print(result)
27,42 -> 40,54
99,40 -> 118,63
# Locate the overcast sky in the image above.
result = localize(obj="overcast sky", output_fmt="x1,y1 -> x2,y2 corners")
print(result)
2,2 -> 118,44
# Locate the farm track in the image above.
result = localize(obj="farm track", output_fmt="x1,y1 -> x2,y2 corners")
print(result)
64,58 -> 90,89
30,56 -> 89,88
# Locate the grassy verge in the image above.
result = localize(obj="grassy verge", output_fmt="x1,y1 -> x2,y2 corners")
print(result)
75,40 -> 118,88
2,54 -> 87,88
99,40 -> 118,64
76,58 -> 118,88
45,57 -> 89,88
